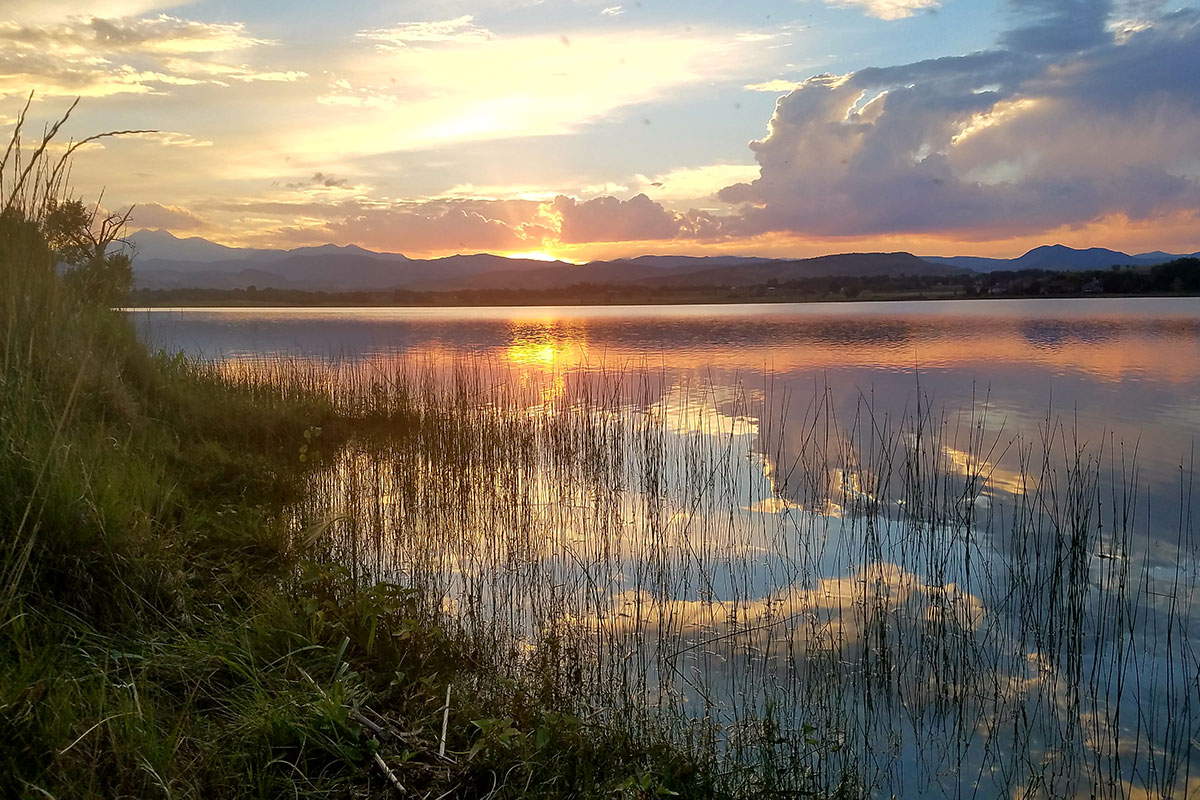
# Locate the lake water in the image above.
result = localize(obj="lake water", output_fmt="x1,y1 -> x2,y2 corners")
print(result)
133,298 -> 1200,798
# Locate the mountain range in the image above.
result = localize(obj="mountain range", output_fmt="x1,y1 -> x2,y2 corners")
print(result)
922,244 -> 1195,272
123,230 -> 1198,293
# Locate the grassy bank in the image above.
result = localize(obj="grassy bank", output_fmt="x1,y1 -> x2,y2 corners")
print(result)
0,124 -> 715,799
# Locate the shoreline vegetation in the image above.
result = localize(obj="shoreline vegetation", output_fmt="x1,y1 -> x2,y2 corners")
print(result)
128,259 -> 1200,308
1,110 -> 725,798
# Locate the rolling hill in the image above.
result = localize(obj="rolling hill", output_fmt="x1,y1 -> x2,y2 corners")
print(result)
923,244 -> 1199,272
124,231 -> 1194,295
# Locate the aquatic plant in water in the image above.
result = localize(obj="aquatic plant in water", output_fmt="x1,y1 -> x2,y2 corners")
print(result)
267,356 -> 1198,799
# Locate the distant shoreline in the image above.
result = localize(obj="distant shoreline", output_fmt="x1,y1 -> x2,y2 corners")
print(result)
125,288 -> 1200,309
126,257 -> 1200,308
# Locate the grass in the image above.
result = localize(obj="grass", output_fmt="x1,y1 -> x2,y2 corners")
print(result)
273,355 -> 1197,799
0,106 -> 721,799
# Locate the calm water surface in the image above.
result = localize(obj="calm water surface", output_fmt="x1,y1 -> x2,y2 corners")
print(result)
134,297 -> 1200,492
133,298 -> 1200,798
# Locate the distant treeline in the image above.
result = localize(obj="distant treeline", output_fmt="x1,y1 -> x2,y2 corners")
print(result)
966,257 -> 1200,296
129,257 -> 1200,307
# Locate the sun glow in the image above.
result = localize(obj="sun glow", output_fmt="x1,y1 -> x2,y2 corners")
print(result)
503,251 -> 561,262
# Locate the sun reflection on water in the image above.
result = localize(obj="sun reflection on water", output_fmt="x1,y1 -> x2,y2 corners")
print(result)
504,319 -> 590,370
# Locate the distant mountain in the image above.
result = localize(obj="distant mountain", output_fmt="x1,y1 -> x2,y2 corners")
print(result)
134,249 -> 575,292
142,267 -> 306,291
123,230 -> 276,263
286,242 -> 398,261
125,232 -> 1196,294
445,261 -> 660,292
640,252 -> 963,288
127,234 -> 796,292
605,255 -> 778,270
924,244 -> 1196,273
920,255 -> 1014,272
1014,245 -> 1142,270
1134,250 -> 1200,261
446,256 -> 782,291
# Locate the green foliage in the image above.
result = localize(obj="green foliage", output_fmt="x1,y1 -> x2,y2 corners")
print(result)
41,198 -> 94,264
42,198 -> 134,307
62,248 -> 133,306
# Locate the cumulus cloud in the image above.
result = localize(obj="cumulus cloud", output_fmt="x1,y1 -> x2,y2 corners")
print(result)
550,194 -> 683,243
128,201 -> 205,230
205,190 -> 730,256
719,5 -> 1200,241
1001,0 -> 1114,53
827,0 -> 942,21
634,164 -> 761,204
549,194 -> 723,244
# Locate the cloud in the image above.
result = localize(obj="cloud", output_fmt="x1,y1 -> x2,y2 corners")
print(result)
744,79 -> 806,93
211,196 -> 551,256
154,56 -> 305,84
310,172 -> 347,188
0,15 -> 299,98
717,8 -> 1200,241
634,164 -> 761,204
735,32 -> 780,43
826,0 -> 942,20
550,194 -> 681,243
287,27 -> 768,153
0,15 -> 266,54
601,6 -> 624,16
1001,0 -> 1114,53
316,79 -> 397,110
0,1 -> 189,24
129,130 -> 212,147
127,201 -> 205,230
201,190 -> 727,256
549,194 -> 722,244
436,182 -> 562,202
283,172 -> 352,190
357,16 -> 496,51
321,204 -> 542,254
594,562 -> 983,663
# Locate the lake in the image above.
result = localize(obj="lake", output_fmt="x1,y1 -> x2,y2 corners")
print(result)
133,298 -> 1200,798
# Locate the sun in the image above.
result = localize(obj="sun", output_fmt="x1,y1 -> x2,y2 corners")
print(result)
503,251 -> 561,262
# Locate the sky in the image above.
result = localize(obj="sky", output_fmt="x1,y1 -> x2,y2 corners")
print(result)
3,0 -> 1200,261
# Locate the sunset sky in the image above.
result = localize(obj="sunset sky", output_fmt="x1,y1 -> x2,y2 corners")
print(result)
4,0 -> 1200,261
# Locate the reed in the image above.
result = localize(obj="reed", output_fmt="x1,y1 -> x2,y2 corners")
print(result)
273,354 -> 1198,799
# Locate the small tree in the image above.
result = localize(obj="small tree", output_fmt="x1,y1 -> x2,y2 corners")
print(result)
1,93 -> 150,306
44,198 -> 134,306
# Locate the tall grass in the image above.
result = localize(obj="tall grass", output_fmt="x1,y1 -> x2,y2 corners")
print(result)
275,356 -> 1198,799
